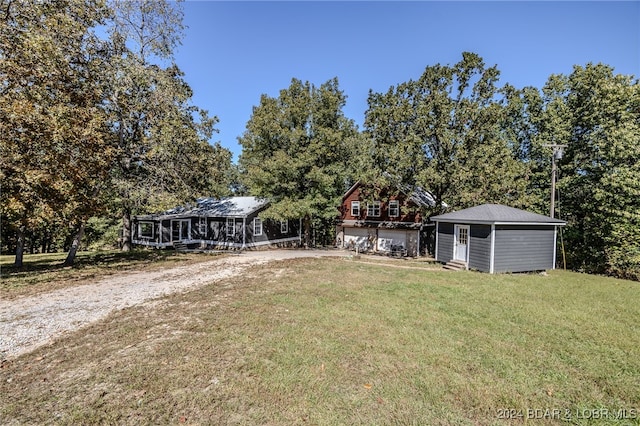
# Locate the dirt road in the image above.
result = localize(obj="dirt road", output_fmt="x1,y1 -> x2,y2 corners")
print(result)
0,250 -> 341,360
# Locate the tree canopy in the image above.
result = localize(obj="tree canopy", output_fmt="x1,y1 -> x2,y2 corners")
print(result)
364,52 -> 530,214
238,77 -> 360,245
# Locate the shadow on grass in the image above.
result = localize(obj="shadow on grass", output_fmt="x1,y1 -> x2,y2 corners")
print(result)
0,249 -> 181,278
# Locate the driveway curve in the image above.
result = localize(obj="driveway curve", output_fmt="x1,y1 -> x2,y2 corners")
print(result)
0,250 -> 341,360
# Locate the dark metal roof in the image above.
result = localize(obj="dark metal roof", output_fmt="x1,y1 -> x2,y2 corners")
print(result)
430,204 -> 566,225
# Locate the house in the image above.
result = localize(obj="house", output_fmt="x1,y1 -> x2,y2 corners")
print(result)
430,204 -> 566,273
132,196 -> 301,250
335,181 -> 440,257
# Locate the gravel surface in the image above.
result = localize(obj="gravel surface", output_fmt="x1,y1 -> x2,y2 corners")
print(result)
0,250 -> 340,360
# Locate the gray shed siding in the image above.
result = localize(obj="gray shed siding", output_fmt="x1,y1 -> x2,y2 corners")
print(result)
493,225 -> 556,273
468,225 -> 491,272
436,223 -> 454,263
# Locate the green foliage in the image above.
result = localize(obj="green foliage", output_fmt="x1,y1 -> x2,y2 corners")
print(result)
557,64 -> 640,279
364,52 -> 530,214
238,77 -> 360,244
0,0 -> 115,266
106,0 -> 233,249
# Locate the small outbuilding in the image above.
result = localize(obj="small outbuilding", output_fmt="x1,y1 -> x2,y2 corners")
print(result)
430,204 -> 566,273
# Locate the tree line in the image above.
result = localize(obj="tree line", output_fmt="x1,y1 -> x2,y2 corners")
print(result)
1,0 -> 232,267
2,1 -> 638,280
239,53 -> 640,280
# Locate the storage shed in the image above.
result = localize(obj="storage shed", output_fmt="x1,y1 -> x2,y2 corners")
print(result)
430,204 -> 566,273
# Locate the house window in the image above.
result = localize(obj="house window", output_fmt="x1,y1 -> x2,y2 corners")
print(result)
280,220 -> 289,233
351,201 -> 360,217
199,217 -> 207,236
139,221 -> 154,239
226,218 -> 235,237
389,200 -> 400,217
367,201 -> 381,217
253,218 -> 263,236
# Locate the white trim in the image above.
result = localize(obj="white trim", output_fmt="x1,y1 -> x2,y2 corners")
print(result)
251,236 -> 300,247
171,219 -> 191,241
388,200 -> 400,217
138,221 -> 155,239
435,220 -> 565,226
253,217 -> 263,236
553,226 -> 558,270
367,201 -> 381,217
490,224 -> 496,274
133,236 -> 300,250
434,222 -> 439,260
226,217 -> 235,237
351,201 -> 360,216
242,217 -> 246,249
453,224 -> 470,265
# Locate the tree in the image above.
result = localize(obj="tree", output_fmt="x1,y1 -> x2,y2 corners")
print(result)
557,64 -> 640,279
107,0 -> 231,251
0,0 -> 114,267
364,52 -> 529,214
238,77 -> 360,246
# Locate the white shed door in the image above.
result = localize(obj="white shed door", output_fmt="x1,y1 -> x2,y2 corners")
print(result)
454,225 -> 469,262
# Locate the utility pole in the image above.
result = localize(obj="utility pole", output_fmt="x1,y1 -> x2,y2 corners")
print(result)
543,144 -> 567,218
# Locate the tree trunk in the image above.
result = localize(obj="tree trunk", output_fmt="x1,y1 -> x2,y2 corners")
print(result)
14,226 -> 25,268
64,222 -> 86,266
121,208 -> 132,251
303,215 -> 311,248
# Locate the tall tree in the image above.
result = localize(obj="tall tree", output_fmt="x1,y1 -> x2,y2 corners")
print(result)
557,64 -> 640,278
0,0 -> 114,267
107,0 -> 231,251
364,52 -> 529,213
238,77 -> 360,246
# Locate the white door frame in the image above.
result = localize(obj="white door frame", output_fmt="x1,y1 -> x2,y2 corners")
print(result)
171,219 -> 191,241
454,224 -> 470,263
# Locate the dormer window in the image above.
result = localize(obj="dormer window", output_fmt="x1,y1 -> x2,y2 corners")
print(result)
389,200 -> 400,217
351,201 -> 360,216
367,201 -> 381,217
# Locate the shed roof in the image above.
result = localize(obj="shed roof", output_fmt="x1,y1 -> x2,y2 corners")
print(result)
137,196 -> 269,220
430,204 -> 566,225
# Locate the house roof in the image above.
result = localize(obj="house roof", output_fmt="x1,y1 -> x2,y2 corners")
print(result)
430,204 -> 566,225
343,181 -> 444,209
137,196 -> 269,220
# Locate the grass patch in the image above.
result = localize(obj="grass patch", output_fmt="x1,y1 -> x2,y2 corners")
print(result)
0,250 -> 219,299
1,259 -> 639,425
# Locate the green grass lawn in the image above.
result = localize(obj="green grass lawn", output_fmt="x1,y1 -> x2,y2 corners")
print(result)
1,258 -> 638,425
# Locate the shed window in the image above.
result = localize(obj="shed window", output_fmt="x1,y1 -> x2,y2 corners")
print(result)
389,200 -> 400,217
367,201 -> 381,217
280,220 -> 289,233
253,218 -> 263,236
226,218 -> 235,237
351,201 -> 360,216
139,222 -> 154,239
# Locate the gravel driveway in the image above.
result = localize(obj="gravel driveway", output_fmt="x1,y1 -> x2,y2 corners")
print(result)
0,250 -> 340,360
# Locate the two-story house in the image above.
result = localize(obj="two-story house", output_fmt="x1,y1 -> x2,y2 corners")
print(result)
336,181 -> 440,257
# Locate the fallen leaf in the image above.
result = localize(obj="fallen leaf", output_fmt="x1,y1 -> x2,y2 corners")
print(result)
363,383 -> 372,390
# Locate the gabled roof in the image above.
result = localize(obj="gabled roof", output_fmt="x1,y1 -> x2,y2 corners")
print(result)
343,181 -> 444,209
430,204 -> 566,225
137,196 -> 269,220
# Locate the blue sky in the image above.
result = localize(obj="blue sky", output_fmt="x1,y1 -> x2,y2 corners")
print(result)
173,1 -> 639,161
